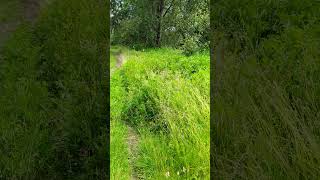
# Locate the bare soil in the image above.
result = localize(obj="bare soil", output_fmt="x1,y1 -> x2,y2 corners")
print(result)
127,125 -> 139,180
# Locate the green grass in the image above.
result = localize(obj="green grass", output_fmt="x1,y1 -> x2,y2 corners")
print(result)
111,47 -> 210,179
211,1 -> 320,177
0,0 -> 108,179
213,35 -> 320,179
110,120 -> 131,180
110,59 -> 131,180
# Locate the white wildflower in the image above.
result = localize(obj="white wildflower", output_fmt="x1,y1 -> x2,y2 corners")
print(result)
165,171 -> 170,178
183,167 -> 186,173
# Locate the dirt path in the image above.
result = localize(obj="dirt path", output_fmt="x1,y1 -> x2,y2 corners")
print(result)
111,51 -> 140,179
127,125 -> 140,180
23,0 -> 42,22
0,0 -> 42,49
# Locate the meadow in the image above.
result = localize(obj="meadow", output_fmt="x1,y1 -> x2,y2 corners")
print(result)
110,46 -> 210,179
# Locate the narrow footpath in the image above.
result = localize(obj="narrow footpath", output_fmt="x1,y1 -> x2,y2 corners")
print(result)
111,51 -> 140,180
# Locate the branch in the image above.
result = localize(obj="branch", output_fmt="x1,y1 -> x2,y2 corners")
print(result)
162,0 -> 174,17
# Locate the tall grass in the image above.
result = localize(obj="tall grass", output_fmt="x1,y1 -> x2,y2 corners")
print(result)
211,0 -> 320,178
111,47 -> 210,179
0,0 -> 108,179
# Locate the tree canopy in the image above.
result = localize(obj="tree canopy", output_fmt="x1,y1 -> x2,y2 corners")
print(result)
111,0 -> 209,54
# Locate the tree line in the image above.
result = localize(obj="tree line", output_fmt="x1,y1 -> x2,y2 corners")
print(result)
111,0 -> 209,54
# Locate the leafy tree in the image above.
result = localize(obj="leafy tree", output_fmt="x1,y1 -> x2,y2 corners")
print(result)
111,0 -> 209,53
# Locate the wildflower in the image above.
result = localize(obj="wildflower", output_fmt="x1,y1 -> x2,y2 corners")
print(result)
165,171 -> 170,178
183,167 -> 186,173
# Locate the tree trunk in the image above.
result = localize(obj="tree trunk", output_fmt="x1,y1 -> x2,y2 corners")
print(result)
155,0 -> 164,47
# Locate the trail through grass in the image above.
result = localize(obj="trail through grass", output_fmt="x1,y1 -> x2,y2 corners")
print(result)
110,46 -> 210,179
111,47 -> 140,180
127,125 -> 139,180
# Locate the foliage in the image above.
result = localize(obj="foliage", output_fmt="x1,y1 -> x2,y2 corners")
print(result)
111,0 -> 209,54
211,0 -> 320,56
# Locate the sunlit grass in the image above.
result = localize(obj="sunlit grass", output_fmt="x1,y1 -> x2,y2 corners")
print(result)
111,46 -> 210,179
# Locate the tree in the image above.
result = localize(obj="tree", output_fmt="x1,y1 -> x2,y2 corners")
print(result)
111,0 -> 209,53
